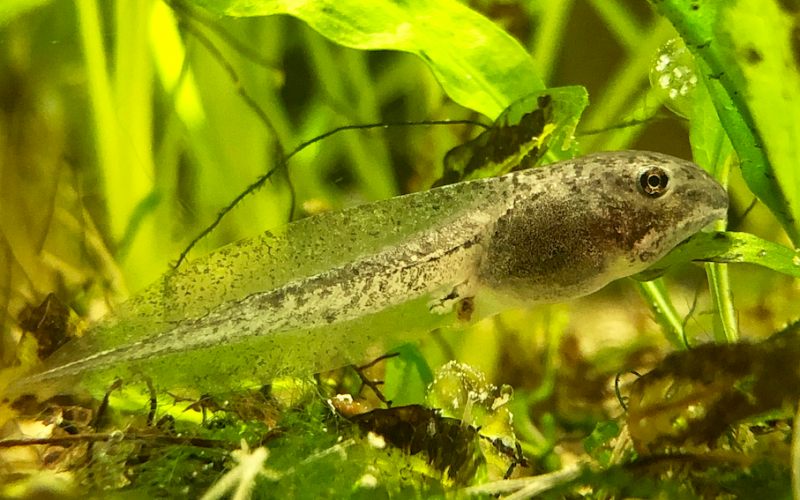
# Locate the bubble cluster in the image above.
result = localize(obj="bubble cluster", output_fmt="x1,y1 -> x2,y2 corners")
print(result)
649,38 -> 698,118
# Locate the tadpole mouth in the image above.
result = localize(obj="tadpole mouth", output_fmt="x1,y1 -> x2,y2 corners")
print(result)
686,200 -> 728,234
685,171 -> 729,232
660,180 -> 728,257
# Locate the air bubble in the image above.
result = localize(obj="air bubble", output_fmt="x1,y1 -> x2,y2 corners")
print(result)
656,54 -> 671,72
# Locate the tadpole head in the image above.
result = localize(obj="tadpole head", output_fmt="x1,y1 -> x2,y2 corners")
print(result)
478,150 -> 728,305
590,150 -> 729,270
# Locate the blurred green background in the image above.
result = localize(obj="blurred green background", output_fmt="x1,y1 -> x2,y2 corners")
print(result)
1,0 -> 798,432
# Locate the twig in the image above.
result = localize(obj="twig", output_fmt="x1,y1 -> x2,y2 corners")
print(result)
462,462 -> 587,498
0,432 -> 235,449
172,12 -> 288,268
89,378 -> 123,428
351,352 -> 405,406
614,370 -> 641,412
357,352 -> 400,371
576,114 -> 674,136
145,377 -> 157,426
352,364 -> 390,408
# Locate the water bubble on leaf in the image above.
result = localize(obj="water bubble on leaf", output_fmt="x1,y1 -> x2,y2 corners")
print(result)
649,38 -> 698,118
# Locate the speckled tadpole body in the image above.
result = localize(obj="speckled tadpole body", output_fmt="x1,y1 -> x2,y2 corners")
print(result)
8,151 -> 728,398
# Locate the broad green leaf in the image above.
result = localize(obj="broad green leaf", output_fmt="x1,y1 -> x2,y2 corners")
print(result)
649,0 -> 800,246
634,231 -> 800,282
688,57 -> 733,179
435,86 -> 589,186
716,0 -> 800,243
190,0 -> 544,119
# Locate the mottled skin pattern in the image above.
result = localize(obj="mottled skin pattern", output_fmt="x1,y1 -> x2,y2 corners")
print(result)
479,151 -> 728,306
6,151 -> 728,399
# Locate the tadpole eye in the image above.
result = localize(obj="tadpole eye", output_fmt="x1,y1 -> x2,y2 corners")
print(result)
639,167 -> 670,197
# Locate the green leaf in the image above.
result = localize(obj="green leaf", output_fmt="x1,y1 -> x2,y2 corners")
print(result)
435,86 -> 589,186
634,231 -> 800,282
190,0 -> 544,119
716,0 -> 800,243
689,64 -> 733,180
649,0 -> 800,246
